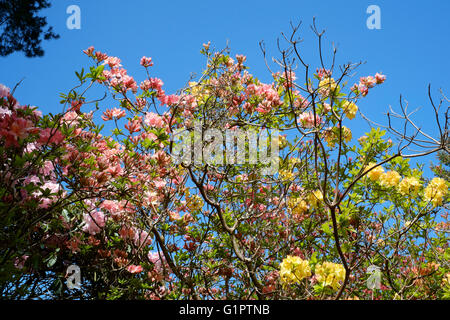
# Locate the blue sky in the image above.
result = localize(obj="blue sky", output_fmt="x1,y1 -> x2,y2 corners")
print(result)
1,0 -> 449,172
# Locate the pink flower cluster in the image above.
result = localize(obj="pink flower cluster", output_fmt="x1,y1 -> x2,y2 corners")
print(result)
352,73 -> 386,96
101,108 -> 126,121
244,83 -> 281,114
0,85 -> 67,209
84,46 -> 138,93
298,111 -> 323,129
144,112 -> 165,128
82,208 -> 106,235
127,265 -> 143,273
140,56 -> 154,68
316,68 -> 332,80
139,77 -> 179,106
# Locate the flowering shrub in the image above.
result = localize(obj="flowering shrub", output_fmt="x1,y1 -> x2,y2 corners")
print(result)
0,25 -> 449,300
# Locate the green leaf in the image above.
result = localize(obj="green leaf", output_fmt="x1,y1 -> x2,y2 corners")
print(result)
46,254 -> 57,267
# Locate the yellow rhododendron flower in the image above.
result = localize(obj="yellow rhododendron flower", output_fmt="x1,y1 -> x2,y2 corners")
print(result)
342,126 -> 352,143
424,177 -> 448,207
279,255 -> 311,284
379,170 -> 401,188
343,101 -> 358,120
319,77 -> 338,97
308,190 -> 324,208
442,273 -> 450,286
324,126 -> 352,148
277,135 -> 288,148
315,261 -> 346,290
280,169 -> 295,181
189,81 -> 210,102
288,197 -> 308,216
288,157 -> 301,166
185,191 -> 204,212
398,176 -> 421,196
324,129 -> 335,148
365,162 -> 384,181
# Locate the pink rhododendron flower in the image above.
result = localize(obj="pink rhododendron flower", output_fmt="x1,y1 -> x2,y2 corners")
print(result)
83,46 -> 94,56
140,56 -> 154,67
40,161 -> 56,178
70,100 -> 83,112
41,181 -> 61,194
148,251 -> 168,273
360,76 -> 376,88
316,68 -> 331,79
127,265 -> 143,273
0,84 -> 10,97
0,107 -> 11,117
125,119 -> 141,133
298,111 -> 322,128
154,178 -> 166,189
358,84 -> 369,96
103,56 -> 122,68
24,142 -> 38,153
144,112 -> 165,128
10,117 -> 34,140
236,54 -> 246,64
100,200 -> 121,214
133,229 -> 152,247
375,73 -> 386,84
94,51 -> 108,62
82,210 -> 106,235
135,97 -> 147,109
255,101 -> 272,114
38,128 -> 64,145
61,111 -> 79,126
31,181 -> 63,208
101,108 -> 126,121
160,94 -> 180,106
122,75 -> 138,92
32,108 -> 42,119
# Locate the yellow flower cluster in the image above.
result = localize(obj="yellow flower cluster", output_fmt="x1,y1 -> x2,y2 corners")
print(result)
319,77 -> 338,97
363,165 -> 448,207
185,191 -> 204,212
343,100 -> 358,120
314,261 -> 346,290
289,157 -> 301,165
189,81 -> 210,103
424,177 -> 448,207
379,170 -> 401,188
280,169 -> 295,181
288,197 -> 308,216
341,126 -> 352,143
279,255 -> 312,284
365,163 -> 402,188
308,190 -> 324,209
398,176 -> 421,196
277,135 -> 288,149
279,256 -> 346,291
324,126 -> 352,148
365,162 -> 384,181
442,273 -> 450,286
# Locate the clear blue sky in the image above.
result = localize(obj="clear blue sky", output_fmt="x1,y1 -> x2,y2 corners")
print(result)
1,0 -> 449,171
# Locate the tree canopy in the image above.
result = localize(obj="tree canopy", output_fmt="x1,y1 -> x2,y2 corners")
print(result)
0,23 -> 449,300
0,0 -> 58,57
